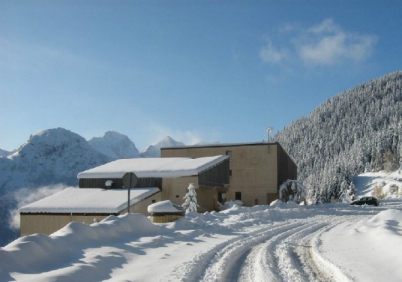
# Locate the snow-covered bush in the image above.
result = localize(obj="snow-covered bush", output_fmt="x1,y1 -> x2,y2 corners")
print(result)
338,180 -> 356,203
279,180 -> 306,204
374,185 -> 386,199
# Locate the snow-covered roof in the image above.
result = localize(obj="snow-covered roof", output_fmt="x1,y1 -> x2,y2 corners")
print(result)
77,155 -> 228,179
147,200 -> 184,214
19,187 -> 160,214
161,141 -> 278,150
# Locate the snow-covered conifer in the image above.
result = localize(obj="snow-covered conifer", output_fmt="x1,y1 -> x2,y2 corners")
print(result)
182,183 -> 199,212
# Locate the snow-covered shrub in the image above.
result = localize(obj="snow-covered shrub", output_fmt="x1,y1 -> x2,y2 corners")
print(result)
338,180 -> 356,203
279,180 -> 306,204
390,184 -> 399,196
374,185 -> 386,199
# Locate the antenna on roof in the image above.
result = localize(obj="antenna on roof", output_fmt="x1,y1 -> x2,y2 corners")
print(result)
265,126 -> 273,142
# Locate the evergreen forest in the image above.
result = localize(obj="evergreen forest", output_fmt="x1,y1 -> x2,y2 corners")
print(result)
273,71 -> 402,203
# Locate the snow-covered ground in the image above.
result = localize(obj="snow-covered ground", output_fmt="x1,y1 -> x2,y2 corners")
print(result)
354,170 -> 402,198
1,171 -> 402,282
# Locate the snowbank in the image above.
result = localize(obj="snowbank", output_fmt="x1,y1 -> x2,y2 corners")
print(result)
2,200 -> 402,281
318,209 -> 402,281
0,213 -> 162,281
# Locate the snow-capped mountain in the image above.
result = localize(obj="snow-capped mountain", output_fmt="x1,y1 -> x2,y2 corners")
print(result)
0,128 -> 113,246
140,136 -> 185,158
88,131 -> 140,159
0,148 -> 13,157
8,128 -> 110,189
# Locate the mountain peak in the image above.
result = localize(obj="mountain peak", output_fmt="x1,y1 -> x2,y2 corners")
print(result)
141,136 -> 185,158
88,131 -> 139,159
103,131 -> 128,140
153,136 -> 185,148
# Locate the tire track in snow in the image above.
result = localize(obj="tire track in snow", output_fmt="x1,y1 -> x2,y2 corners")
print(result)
306,216 -> 367,282
169,215 -> 367,282
274,220 -> 329,282
167,220 -> 301,282
236,219 -> 327,282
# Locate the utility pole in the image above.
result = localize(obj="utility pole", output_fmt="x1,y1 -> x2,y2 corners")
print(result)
266,126 -> 273,142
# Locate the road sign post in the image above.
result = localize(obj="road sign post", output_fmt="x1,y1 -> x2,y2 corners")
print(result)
122,172 -> 138,213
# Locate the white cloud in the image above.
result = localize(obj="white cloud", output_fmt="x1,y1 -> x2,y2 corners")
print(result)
295,19 -> 378,66
260,38 -> 288,64
260,19 -> 378,68
307,18 -> 340,34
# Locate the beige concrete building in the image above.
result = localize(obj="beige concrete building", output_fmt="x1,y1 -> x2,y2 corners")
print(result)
161,142 -> 297,206
19,156 -> 229,236
19,145 -> 296,236
19,187 -> 160,236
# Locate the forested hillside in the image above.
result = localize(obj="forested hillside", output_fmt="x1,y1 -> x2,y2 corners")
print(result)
273,71 -> 402,203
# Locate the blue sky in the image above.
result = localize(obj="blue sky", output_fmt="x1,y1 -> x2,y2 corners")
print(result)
1,1 -> 402,151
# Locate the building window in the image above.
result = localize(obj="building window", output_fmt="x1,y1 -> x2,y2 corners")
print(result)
218,192 -> 226,203
235,192 -> 242,201
229,169 -> 232,177
152,200 -> 156,203
226,150 -> 232,161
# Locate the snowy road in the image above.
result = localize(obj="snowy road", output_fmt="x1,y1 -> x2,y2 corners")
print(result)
165,202 -> 401,282
2,201 -> 402,282
174,215 -> 361,282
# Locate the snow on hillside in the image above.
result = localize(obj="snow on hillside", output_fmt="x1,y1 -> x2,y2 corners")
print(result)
88,131 -> 139,159
1,200 -> 402,281
140,136 -> 185,157
353,169 -> 402,199
273,71 -> 402,204
0,148 -> 13,157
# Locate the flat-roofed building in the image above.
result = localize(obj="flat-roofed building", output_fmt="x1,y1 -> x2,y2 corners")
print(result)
161,142 -> 297,206
19,187 -> 160,236
19,156 -> 229,236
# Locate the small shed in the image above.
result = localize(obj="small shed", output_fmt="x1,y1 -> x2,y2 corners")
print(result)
19,187 -> 159,236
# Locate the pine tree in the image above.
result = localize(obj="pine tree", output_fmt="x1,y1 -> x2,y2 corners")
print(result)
182,183 -> 199,212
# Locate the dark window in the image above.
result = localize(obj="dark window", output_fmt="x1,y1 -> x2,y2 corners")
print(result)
152,200 -> 156,203
176,195 -> 180,198
218,192 -> 227,203
235,192 -> 242,201
229,169 -> 232,176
